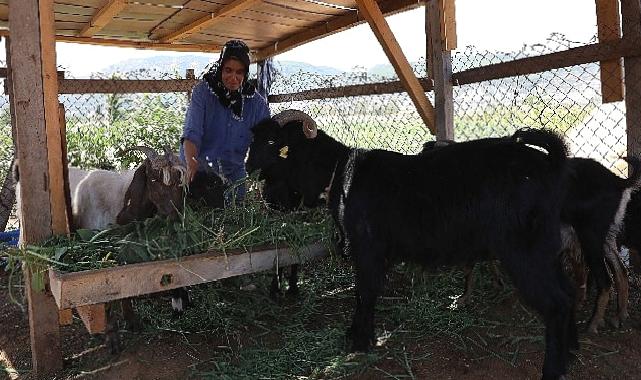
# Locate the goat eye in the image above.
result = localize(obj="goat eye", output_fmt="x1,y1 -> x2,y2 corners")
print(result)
267,140 -> 275,145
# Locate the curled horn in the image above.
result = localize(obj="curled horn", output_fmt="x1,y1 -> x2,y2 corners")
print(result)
120,146 -> 160,161
272,109 -> 318,139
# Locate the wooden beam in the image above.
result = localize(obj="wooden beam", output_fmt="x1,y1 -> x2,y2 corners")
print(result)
622,0 -> 641,159
254,0 -> 424,61
159,0 -> 260,43
76,304 -> 107,334
57,78 -> 199,94
356,0 -> 435,134
59,103 -> 73,232
79,0 -> 126,37
58,309 -> 73,326
9,0 -> 64,375
49,243 -> 327,309
0,31 -> 221,53
427,0 -> 454,140
57,35 -> 220,53
452,38 -> 641,86
596,0 -> 624,103
441,0 -> 457,51
268,78 -> 433,103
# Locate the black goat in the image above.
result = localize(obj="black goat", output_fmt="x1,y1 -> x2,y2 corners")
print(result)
421,137 -> 641,333
248,113 -> 576,380
246,113 -> 316,298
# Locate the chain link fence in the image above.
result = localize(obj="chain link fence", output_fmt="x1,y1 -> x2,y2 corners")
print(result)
0,33 -> 632,234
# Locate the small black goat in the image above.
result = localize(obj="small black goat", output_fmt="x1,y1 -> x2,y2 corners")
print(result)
247,112 -> 576,380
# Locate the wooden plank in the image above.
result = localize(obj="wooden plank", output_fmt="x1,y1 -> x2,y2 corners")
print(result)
355,0 -> 435,134
596,0 -> 624,103
9,1 -> 64,374
159,0 -> 261,43
58,103 -> 73,232
79,0 -> 127,37
622,0 -> 641,159
52,34 -> 220,52
57,78 -> 199,94
25,268 -> 63,376
452,38 -> 641,86
42,2 -> 67,237
268,78 -> 433,103
49,243 -> 327,309
427,0 -> 454,140
58,309 -> 73,326
441,0 -> 456,51
76,304 -> 107,334
264,0 -> 348,16
254,0 -> 423,63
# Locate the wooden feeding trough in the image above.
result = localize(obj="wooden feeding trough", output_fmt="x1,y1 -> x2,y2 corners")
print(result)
48,242 -> 328,333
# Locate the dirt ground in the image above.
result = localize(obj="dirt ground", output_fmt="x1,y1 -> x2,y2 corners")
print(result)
2,265 -> 641,380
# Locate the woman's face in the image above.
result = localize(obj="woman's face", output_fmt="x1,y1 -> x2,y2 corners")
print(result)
221,58 -> 246,92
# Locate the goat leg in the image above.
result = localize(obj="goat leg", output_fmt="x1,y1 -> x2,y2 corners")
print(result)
605,244 -> 629,328
456,265 -> 475,307
587,287 -> 610,334
104,302 -> 122,355
286,264 -> 300,297
121,298 -> 142,332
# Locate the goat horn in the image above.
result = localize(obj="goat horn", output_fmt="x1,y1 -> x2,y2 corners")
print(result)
272,109 -> 318,139
120,146 -> 159,161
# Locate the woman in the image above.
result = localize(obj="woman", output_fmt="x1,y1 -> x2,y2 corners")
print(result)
181,40 -> 270,202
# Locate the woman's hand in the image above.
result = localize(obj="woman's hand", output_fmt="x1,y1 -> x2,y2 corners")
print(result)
183,139 -> 199,183
187,156 -> 198,183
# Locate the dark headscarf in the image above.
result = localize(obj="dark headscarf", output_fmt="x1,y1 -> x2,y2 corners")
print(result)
203,40 -> 256,120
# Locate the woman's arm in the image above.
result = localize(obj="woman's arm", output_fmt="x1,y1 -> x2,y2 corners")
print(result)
183,139 -> 199,183
182,83 -> 207,183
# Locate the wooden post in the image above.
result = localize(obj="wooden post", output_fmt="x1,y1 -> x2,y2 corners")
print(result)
59,103 -> 73,232
355,0 -> 436,134
186,68 -> 195,102
622,0 -> 641,159
596,0 -> 624,103
427,0 -> 455,141
8,0 -> 64,375
0,37 -> 17,232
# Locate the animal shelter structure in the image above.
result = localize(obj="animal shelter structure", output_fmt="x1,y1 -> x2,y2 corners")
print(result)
1,0 -> 641,376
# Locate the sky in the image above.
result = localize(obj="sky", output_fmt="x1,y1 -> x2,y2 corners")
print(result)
3,0 -> 599,76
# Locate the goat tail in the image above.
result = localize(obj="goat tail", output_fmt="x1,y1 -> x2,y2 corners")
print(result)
622,156 -> 641,190
512,128 -> 568,168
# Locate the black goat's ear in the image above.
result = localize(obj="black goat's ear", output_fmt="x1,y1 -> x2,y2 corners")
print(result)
116,164 -> 153,225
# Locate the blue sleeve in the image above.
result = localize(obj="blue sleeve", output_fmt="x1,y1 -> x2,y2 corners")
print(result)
182,82 -> 207,151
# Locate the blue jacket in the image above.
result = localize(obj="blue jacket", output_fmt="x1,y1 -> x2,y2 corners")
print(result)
180,80 -> 270,183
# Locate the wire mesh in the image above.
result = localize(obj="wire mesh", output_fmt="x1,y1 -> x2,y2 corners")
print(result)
0,33 -> 633,233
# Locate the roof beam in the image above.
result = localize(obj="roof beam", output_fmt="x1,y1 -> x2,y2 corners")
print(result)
159,0 -> 260,43
355,0 -> 435,134
0,29 -> 220,52
254,0 -> 423,61
79,0 -> 127,37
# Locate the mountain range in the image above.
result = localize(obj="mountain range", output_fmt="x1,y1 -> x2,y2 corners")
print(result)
99,54 -> 394,78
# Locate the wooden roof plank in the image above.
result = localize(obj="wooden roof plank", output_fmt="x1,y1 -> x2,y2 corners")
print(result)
355,0 -> 435,134
79,0 -> 127,37
160,0 -> 261,43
